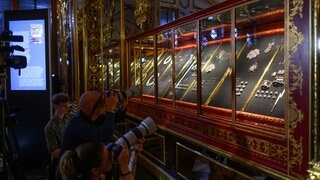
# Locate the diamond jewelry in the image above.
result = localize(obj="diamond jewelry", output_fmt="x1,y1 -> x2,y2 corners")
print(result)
248,62 -> 258,72
264,42 -> 275,53
273,76 -> 284,87
247,49 -> 260,59
261,80 -> 272,90
205,64 -> 215,73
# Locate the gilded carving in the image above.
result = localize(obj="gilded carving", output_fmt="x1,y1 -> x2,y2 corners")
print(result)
287,0 -> 304,173
77,9 -> 83,35
208,126 -> 287,162
103,0 -> 115,46
289,63 -> 303,95
84,0 -> 102,90
134,0 -> 152,30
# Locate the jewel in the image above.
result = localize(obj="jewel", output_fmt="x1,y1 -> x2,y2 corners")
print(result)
264,42 -> 274,53
248,62 -> 258,72
205,64 -> 215,73
247,49 -> 260,59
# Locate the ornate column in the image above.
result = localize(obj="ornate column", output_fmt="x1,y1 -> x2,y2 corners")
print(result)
83,0 -> 103,91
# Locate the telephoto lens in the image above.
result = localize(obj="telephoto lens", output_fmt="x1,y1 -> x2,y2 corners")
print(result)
106,117 -> 157,157
105,85 -> 141,103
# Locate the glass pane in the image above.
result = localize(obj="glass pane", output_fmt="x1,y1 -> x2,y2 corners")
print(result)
235,1 -> 285,119
19,0 -> 35,9
18,0 -> 50,9
172,22 -> 197,110
113,47 -> 120,89
106,49 -> 114,89
105,47 -> 120,89
200,11 -> 232,115
36,0 -> 51,9
141,36 -> 155,100
130,40 -> 141,88
157,30 -> 173,105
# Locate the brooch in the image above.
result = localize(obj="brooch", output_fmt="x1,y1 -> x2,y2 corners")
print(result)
247,49 -> 260,59
205,64 -> 215,73
264,42 -> 274,53
272,76 -> 284,87
261,80 -> 272,90
248,62 -> 258,72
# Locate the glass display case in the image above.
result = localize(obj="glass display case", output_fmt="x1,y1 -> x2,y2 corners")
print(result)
130,0 -> 285,129
125,0 -> 313,178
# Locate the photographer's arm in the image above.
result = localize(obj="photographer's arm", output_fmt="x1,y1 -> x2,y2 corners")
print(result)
128,138 -> 145,176
118,148 -> 134,180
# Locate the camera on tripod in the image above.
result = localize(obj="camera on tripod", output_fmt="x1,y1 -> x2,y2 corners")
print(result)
106,116 -> 157,160
0,30 -> 27,73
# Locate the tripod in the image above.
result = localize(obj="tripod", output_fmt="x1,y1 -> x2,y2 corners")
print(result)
0,75 -> 25,180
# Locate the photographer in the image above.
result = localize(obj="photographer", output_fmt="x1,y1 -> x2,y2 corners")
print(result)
59,141 -> 141,180
60,90 -> 124,156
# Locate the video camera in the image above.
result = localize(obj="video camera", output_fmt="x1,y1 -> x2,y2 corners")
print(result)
106,117 -> 157,159
0,30 -> 27,74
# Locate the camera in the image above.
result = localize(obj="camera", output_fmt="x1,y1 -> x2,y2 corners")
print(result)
106,116 -> 157,158
0,30 -> 27,72
104,85 -> 141,111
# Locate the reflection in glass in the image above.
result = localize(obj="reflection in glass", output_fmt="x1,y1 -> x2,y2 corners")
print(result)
130,40 -> 141,87
167,23 -> 197,105
235,1 -> 285,118
176,143 -> 251,179
141,36 -> 155,98
157,30 -> 173,104
105,47 -> 120,89
200,12 -> 232,110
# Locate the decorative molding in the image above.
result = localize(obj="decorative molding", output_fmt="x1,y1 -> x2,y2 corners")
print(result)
134,0 -> 152,30
288,0 -> 304,174
84,0 -> 102,90
103,0 -> 115,46
208,126 -> 287,162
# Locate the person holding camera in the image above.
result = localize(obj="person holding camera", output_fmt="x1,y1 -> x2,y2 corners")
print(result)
60,90 -> 122,156
44,92 -> 76,180
59,142 -> 138,180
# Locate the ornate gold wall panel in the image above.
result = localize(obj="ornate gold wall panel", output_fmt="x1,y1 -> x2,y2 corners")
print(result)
287,0 -> 305,178
135,0 -> 152,30
83,0 -> 103,91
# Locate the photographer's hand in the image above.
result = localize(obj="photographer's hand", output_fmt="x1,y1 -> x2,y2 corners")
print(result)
133,138 -> 145,153
117,148 -> 133,180
104,90 -> 119,113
